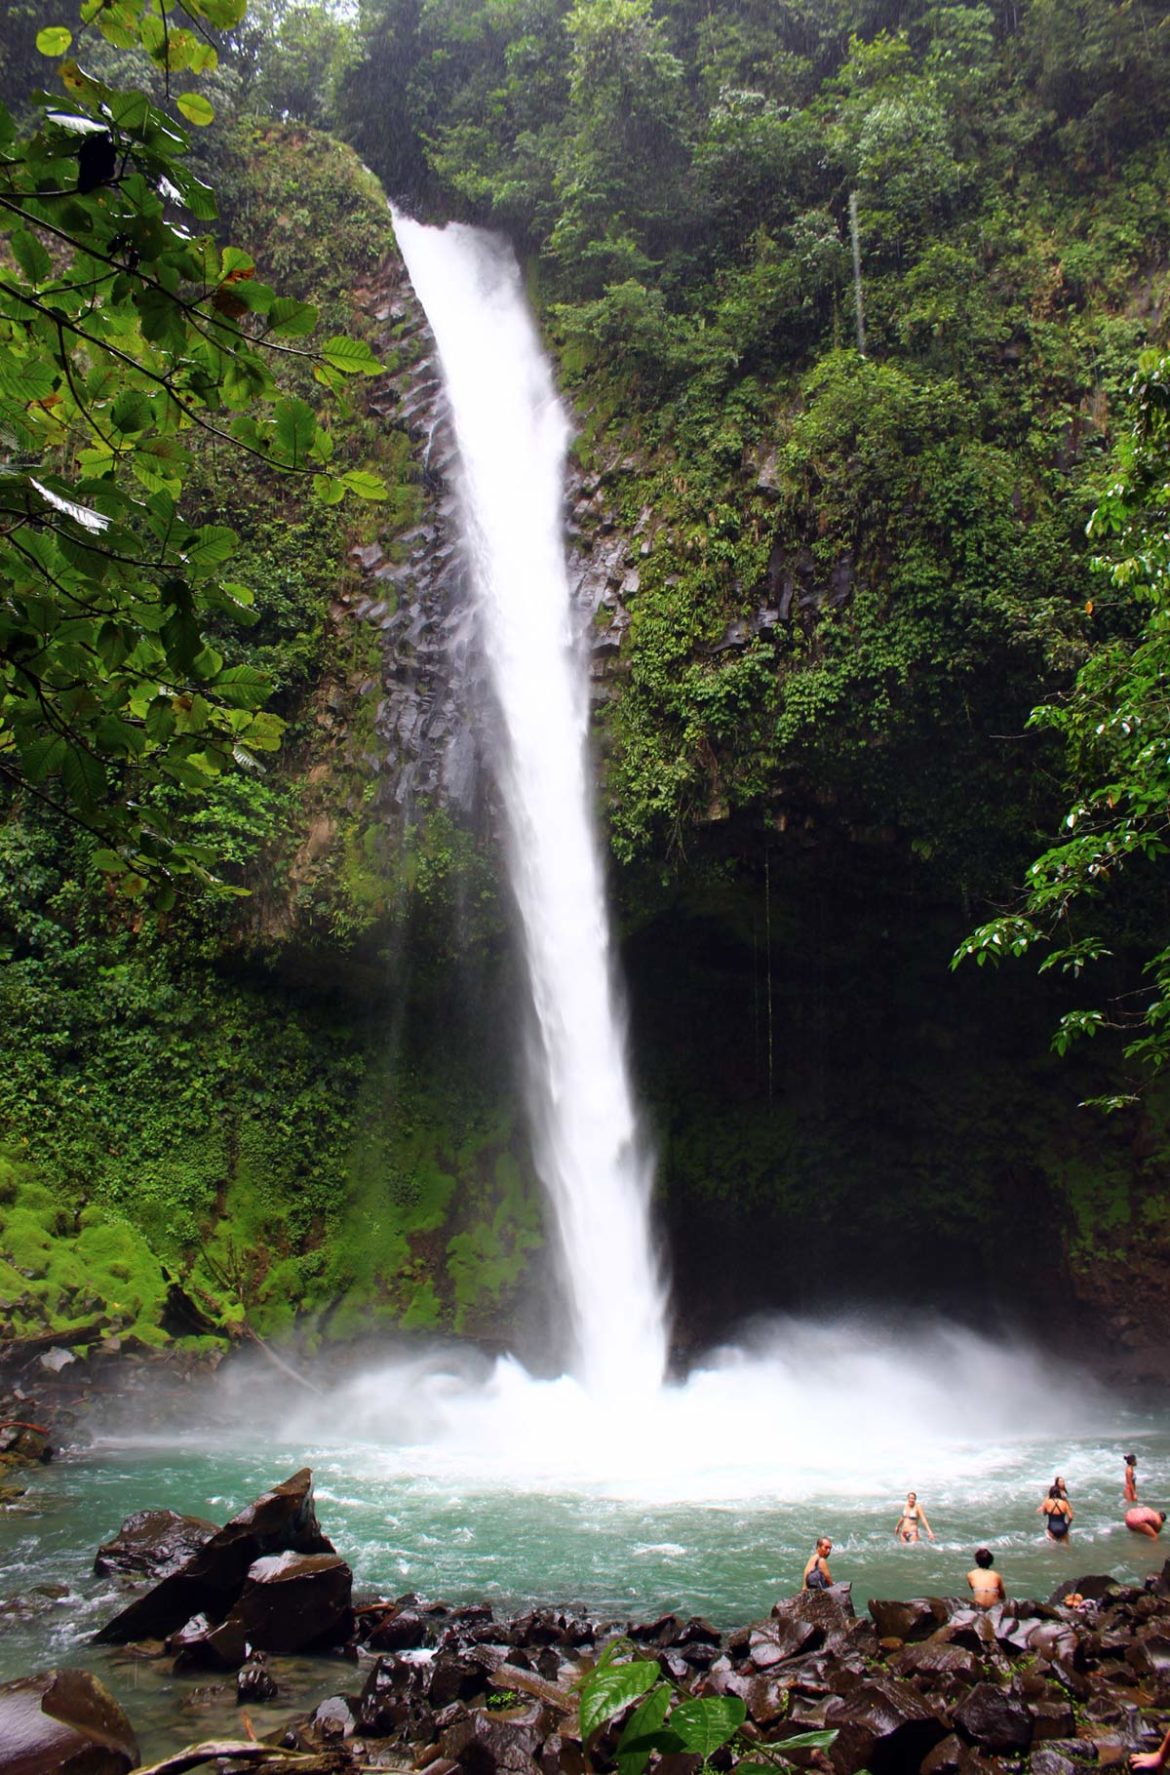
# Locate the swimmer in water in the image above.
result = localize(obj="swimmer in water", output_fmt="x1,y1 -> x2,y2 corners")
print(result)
895,1491 -> 936,1543
1040,1484 -> 1074,1542
1125,1506 -> 1166,1539
966,1547 -> 1005,1608
1126,1454 -> 1138,1503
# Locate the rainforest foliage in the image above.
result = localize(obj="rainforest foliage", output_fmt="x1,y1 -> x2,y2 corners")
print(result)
1,0 -> 1170,1350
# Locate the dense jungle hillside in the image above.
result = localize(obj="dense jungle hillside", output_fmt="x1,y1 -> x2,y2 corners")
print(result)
2,0 -> 1169,1372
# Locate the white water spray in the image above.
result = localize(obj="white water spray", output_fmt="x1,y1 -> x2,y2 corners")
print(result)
391,214 -> 667,1402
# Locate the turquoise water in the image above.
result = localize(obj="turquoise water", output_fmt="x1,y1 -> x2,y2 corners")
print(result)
2,1327 -> 1168,1758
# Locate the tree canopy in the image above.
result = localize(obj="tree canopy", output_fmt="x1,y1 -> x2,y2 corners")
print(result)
0,0 -> 384,904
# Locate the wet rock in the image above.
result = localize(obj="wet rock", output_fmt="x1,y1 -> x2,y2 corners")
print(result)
753,1590 -> 855,1667
824,1674 -> 949,1775
919,1731 -> 987,1775
953,1681 -> 1034,1753
0,1667 -> 138,1774
357,1658 -> 421,1736
0,1426 -> 51,1464
1030,1746 -> 1098,1775
891,1641 -> 979,1685
309,1694 -> 356,1740
868,1597 -> 947,1644
94,1508 -> 218,1582
438,1706 -> 545,1775
95,1468 -> 333,1644
226,1550 -> 353,1656
428,1653 -> 486,1708
237,1651 -> 279,1703
1029,1698 -> 1077,1740
539,1734 -> 589,1775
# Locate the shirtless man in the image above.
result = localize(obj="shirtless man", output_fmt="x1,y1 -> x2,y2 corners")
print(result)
1125,1506 -> 1166,1539
966,1547 -> 1005,1607
803,1537 -> 833,1590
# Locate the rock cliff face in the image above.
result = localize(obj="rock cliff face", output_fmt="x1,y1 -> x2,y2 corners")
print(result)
343,243 -> 648,837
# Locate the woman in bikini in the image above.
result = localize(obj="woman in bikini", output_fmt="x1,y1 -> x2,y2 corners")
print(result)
1126,1454 -> 1139,1503
895,1491 -> 936,1543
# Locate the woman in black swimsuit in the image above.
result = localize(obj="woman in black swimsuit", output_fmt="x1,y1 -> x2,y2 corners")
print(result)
1040,1484 -> 1073,1541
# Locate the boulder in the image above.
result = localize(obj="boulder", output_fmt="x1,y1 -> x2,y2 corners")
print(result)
438,1707 -> 545,1775
94,1508 -> 218,1582
824,1675 -> 949,1775
868,1598 -> 948,1644
226,1550 -> 353,1655
891,1641 -> 979,1684
366,1605 -> 430,1651
0,1667 -> 138,1775
752,1591 -> 855,1668
95,1468 -> 333,1644
1030,1747 -> 1098,1775
953,1681 -> 1034,1753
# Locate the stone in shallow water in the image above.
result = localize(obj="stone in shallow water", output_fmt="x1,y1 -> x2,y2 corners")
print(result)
0,1667 -> 138,1775
94,1467 -> 333,1644
94,1507 -> 218,1582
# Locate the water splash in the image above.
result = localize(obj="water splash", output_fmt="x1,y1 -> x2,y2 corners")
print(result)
391,214 -> 667,1401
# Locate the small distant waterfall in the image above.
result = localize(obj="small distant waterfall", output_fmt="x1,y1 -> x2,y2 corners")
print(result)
391,213 -> 668,1403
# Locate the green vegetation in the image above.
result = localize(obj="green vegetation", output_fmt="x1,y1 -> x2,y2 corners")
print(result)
4,0 -> 1170,1350
0,0 -> 387,900
576,1642 -> 835,1775
955,349 -> 1170,1102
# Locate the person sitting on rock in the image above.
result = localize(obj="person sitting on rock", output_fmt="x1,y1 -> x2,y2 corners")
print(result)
1125,1505 -> 1166,1539
803,1537 -> 833,1590
966,1547 -> 1005,1608
1040,1484 -> 1074,1541
895,1491 -> 936,1543
1126,1454 -> 1139,1503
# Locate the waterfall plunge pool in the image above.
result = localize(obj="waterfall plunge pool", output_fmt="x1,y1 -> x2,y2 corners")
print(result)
2,1317 -> 1167,1757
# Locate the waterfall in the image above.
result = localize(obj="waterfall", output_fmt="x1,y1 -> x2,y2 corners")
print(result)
391,214 -> 668,1403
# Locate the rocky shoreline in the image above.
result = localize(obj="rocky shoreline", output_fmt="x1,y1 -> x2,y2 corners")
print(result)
3,1467 -> 1170,1775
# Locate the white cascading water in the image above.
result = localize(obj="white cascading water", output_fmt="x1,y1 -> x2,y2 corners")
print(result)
391,214 -> 668,1404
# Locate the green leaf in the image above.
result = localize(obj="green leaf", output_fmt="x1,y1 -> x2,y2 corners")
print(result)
175,91 -> 214,126
617,1684 -> 673,1775
312,473 -> 345,504
10,230 -> 53,284
273,397 -> 316,468
267,297 -> 318,338
185,526 -> 238,570
36,26 -> 73,55
667,1696 -> 747,1759
320,333 -> 384,375
579,1662 -> 659,1742
340,469 -> 389,501
91,848 -> 127,874
61,744 -> 107,807
211,664 -> 270,709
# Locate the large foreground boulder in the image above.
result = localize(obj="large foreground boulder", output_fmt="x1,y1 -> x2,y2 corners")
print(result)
95,1467 -> 333,1644
169,1550 -> 354,1668
0,1668 -> 138,1775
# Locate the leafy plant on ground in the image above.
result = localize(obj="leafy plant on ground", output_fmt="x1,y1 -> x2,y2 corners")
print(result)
577,1642 -> 835,1775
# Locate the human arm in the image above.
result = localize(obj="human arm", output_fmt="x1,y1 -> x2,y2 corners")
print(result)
1132,1726 -> 1170,1769
918,1509 -> 936,1541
